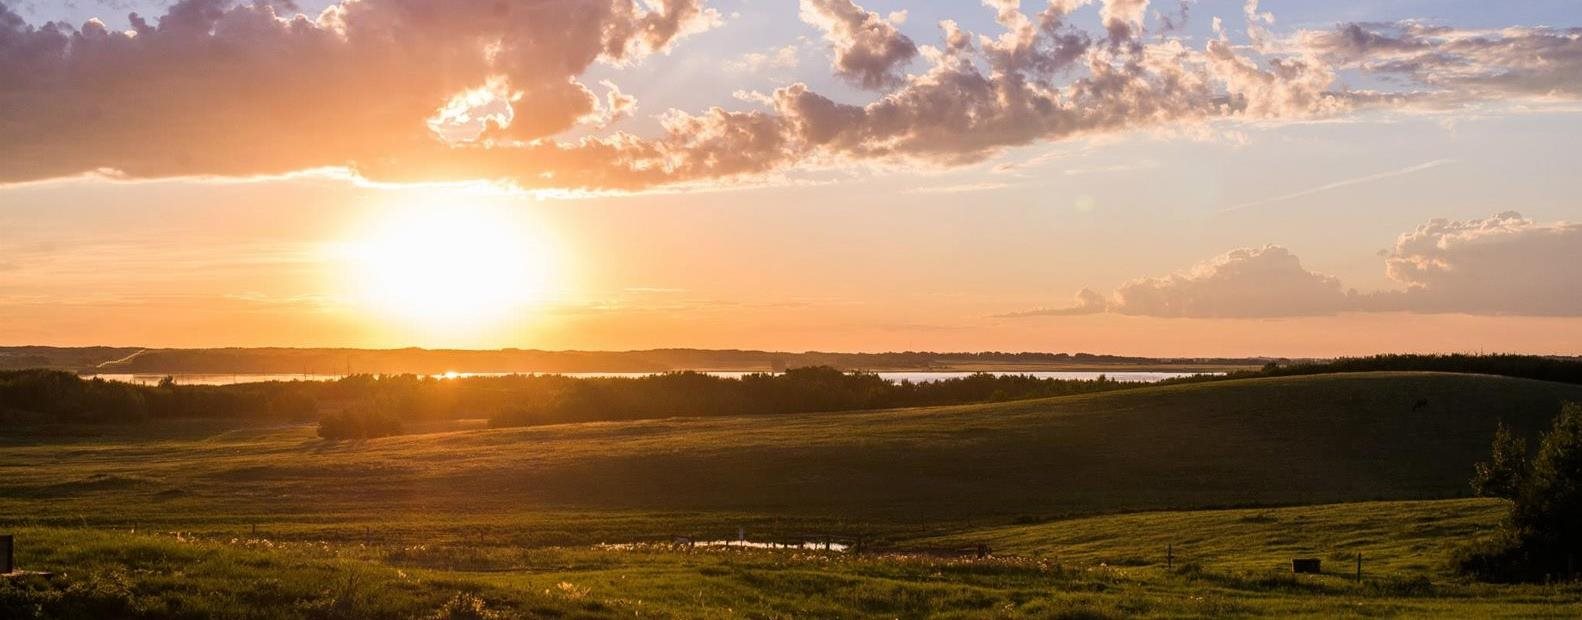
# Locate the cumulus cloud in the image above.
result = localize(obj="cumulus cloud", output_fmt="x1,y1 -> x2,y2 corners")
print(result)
1006,213 -> 1582,318
798,0 -> 918,89
1099,0 -> 1148,45
0,0 -> 1578,191
0,0 -> 719,186
1111,246 -> 1351,318
1374,212 -> 1582,315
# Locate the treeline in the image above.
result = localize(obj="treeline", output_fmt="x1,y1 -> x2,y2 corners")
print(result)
0,368 -> 1140,432
0,369 -> 317,424
485,367 -> 1138,427
8,355 -> 1582,438
1206,354 -> 1582,386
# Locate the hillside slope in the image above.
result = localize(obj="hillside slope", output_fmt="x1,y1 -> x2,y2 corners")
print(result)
2,372 -> 1578,529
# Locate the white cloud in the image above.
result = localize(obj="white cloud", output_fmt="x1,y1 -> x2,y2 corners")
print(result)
1373,212 -> 1582,315
726,44 -> 802,74
1007,212 -> 1582,318
1111,246 -> 1351,318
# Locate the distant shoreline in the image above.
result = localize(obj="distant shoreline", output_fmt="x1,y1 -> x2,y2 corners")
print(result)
3,345 -> 1281,375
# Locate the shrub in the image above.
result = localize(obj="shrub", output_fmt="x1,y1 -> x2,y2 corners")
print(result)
430,592 -> 505,620
317,408 -> 404,440
1457,403 -> 1582,581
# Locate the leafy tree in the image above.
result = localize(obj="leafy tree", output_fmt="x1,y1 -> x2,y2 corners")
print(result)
1509,404 -> 1582,555
1458,403 -> 1582,581
1471,421 -> 1528,500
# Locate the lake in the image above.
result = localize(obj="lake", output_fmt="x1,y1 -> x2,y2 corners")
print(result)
80,370 -> 1215,386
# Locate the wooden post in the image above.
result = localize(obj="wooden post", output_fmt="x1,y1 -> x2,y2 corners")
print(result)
0,535 -> 12,575
251,523 -> 257,536
1356,552 -> 1363,582
1167,544 -> 1173,570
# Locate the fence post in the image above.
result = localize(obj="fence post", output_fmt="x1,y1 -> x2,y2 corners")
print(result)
1356,552 -> 1363,582
1167,544 -> 1172,570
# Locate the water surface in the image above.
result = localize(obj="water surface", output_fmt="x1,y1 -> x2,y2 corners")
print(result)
82,370 -> 1214,386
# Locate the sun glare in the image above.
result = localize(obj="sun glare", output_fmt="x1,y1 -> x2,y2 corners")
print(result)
340,203 -> 554,328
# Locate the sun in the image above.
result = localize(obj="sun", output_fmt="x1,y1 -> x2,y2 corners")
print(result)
339,202 -> 554,327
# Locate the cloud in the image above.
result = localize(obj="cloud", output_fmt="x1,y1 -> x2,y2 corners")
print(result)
996,288 -> 1109,317
1099,0 -> 1148,45
798,0 -> 918,89
0,0 -> 719,186
1220,159 -> 1454,213
904,181 -> 1012,194
0,1 -> 1578,191
726,43 -> 801,74
1374,212 -> 1582,315
1005,212 -> 1582,318
1111,246 -> 1351,318
1299,22 -> 1582,99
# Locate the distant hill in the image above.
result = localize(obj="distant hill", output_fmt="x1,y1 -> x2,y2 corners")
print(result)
5,372 -> 1579,526
0,346 -> 145,371
0,345 -> 1271,373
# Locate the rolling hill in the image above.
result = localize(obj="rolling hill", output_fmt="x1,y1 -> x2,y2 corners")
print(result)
3,371 -> 1578,539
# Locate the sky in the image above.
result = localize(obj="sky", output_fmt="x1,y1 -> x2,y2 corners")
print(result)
1,0 -> 1580,356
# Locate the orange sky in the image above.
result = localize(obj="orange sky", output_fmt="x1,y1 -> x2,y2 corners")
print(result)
2,1 -> 1580,356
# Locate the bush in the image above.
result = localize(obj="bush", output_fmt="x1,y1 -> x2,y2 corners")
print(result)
317,408 -> 404,440
1457,403 -> 1582,581
430,592 -> 505,620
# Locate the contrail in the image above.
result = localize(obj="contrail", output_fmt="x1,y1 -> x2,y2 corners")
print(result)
1220,159 -> 1455,214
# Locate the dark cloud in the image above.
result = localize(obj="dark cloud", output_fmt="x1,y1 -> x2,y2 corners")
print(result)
1301,22 -> 1582,98
798,0 -> 917,90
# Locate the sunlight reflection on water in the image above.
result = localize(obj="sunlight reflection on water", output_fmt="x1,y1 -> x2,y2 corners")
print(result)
81,370 -> 1214,386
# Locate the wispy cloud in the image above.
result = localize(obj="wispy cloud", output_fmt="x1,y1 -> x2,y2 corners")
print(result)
1220,159 -> 1455,214
904,182 -> 1011,194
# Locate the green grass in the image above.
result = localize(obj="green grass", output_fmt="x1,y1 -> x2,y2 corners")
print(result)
3,372 -> 1577,535
3,371 -> 1581,616
5,499 -> 1581,618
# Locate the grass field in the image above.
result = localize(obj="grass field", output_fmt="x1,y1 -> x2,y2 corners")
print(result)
3,371 -> 1581,616
5,499 -> 1580,618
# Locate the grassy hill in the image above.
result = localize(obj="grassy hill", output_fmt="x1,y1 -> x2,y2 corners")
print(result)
3,372 -> 1578,541
5,499 -> 1580,618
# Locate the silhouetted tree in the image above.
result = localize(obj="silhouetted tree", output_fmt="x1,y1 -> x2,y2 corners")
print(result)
1458,403 -> 1582,581
1471,421 -> 1529,500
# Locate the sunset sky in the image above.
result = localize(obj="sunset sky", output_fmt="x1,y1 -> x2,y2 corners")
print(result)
2,0 -> 1580,356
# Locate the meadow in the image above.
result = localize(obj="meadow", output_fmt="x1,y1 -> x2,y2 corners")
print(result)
4,371 -> 1582,617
